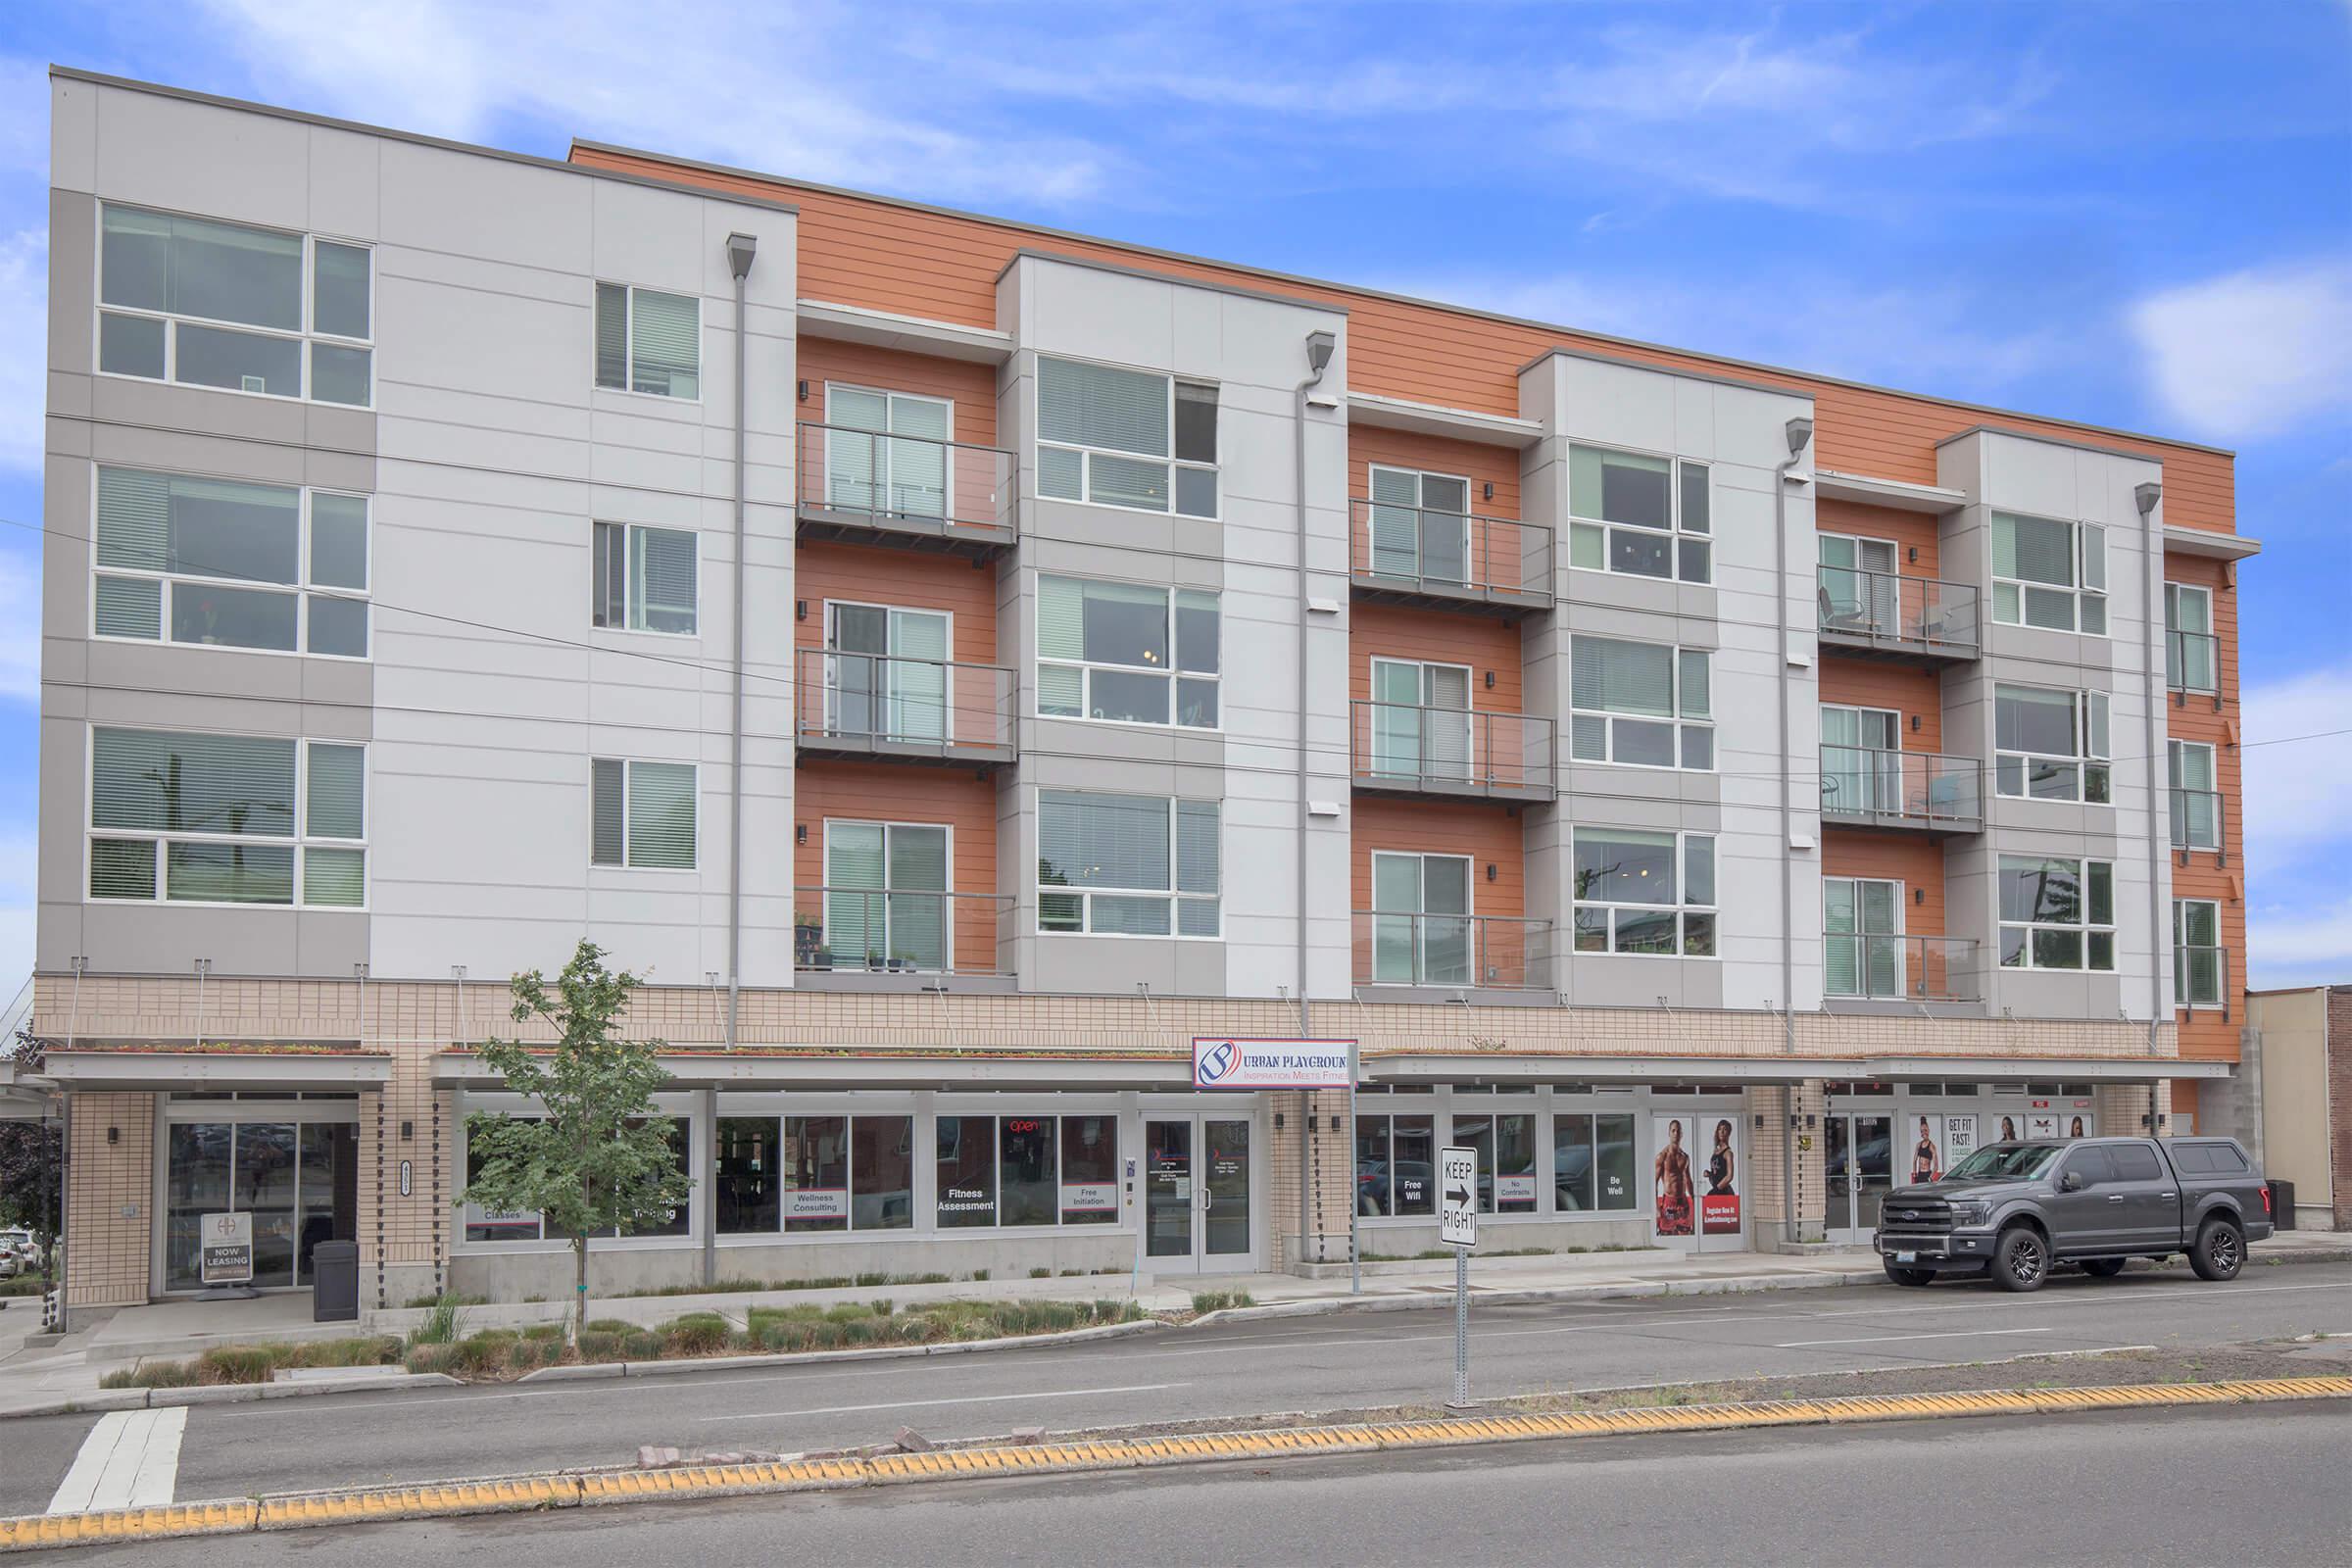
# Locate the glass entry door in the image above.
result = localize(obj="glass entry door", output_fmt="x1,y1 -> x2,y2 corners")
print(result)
163,1113 -> 357,1292
1823,1113 -> 1893,1242
1143,1115 -> 1254,1272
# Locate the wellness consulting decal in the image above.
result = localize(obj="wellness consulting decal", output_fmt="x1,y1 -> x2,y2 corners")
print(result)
1193,1038 -> 1355,1091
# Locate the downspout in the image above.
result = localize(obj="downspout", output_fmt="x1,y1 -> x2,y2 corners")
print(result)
1295,329 -> 1336,1267
1775,417 -> 1814,1055
2135,482 -> 2166,1033
719,232 -> 757,1289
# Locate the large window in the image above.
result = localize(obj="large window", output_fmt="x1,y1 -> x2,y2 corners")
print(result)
1995,684 -> 2110,803
824,386 -> 951,518
2165,582 -> 2217,693
2173,900 -> 2223,1008
590,522 -> 698,635
1552,1112 -> 1638,1212
2169,741 -> 2219,851
464,1117 -> 689,1242
1368,658 -> 1472,783
1570,638 -> 1712,769
1824,876 -> 1902,998
1567,445 -> 1709,583
1451,1110 -> 1538,1213
93,467 -> 368,658
1366,465 -> 1472,582
165,1116 -> 355,1290
822,821 -> 950,972
590,760 -> 697,870
98,205 -> 371,406
594,283 -> 699,399
1038,791 -> 1218,937
1037,576 -> 1219,728
1573,829 -> 1715,956
1354,1111 -> 1437,1216
1036,357 -> 1217,517
88,728 -> 365,907
1992,512 -> 2105,634
1998,855 -> 2115,971
933,1114 -> 1118,1229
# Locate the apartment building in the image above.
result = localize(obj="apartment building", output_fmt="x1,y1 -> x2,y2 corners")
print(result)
23,70 -> 2257,1321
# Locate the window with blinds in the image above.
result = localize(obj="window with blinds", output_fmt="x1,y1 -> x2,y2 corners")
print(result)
97,204 -> 370,406
1036,575 -> 1219,728
2169,740 -> 2219,850
2173,899 -> 2222,1006
1036,357 -> 1217,517
1993,684 -> 2110,803
1997,855 -> 2115,971
1569,637 -> 1712,769
590,522 -> 698,635
822,820 -> 951,972
91,466 -> 369,658
1571,828 -> 1715,956
1566,444 -> 1710,584
590,760 -> 697,870
86,728 -> 365,906
1036,791 -> 1218,937
1991,512 -> 2106,634
2164,582 -> 2217,692
1823,876 -> 1903,998
594,283 -> 701,400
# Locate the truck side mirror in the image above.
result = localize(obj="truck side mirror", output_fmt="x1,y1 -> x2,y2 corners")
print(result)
2059,1170 -> 2083,1193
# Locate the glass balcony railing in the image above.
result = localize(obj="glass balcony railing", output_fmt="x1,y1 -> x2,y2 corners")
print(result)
794,647 -> 1015,763
1823,934 -> 1980,1003
1817,566 -> 1981,659
1350,702 -> 1555,801
1353,910 -> 1555,992
1348,499 -> 1554,613
2166,629 -> 2220,696
2174,945 -> 2229,1016
1819,746 -> 1983,830
795,886 -> 1014,978
796,422 -> 1016,553
2169,787 -> 2226,857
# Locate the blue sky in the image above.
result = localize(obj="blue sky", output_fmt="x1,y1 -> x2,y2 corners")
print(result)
0,1 -> 2344,989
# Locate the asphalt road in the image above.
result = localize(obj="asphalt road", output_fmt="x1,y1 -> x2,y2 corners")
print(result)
3,1261 -> 2348,1519
38,1401 -> 2352,1566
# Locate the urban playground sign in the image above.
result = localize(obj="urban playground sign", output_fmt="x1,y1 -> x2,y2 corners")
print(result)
1192,1037 -> 1356,1090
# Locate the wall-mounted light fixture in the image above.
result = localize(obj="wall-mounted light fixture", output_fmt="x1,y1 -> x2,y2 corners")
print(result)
1273,1112 -> 1286,1131
1483,482 -> 1494,502
797,379 -> 809,403
107,1126 -> 119,1145
1483,670 -> 1495,690
1486,863 -> 1497,882
400,1120 -> 414,1142
795,600 -> 808,621
1914,888 -> 1925,906
796,824 -> 808,846
1910,714 -> 1922,733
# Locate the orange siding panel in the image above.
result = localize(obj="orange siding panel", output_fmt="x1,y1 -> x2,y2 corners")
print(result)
793,762 -> 1002,970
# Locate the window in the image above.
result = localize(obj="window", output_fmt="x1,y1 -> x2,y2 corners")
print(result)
1371,853 -> 1471,986
590,760 -> 697,869
1354,1111 -> 1437,1216
1824,877 -> 1904,998
98,205 -> 370,406
1820,705 -> 1901,814
824,386 -> 951,518
1553,1112 -> 1638,1212
1036,357 -> 1217,517
1567,445 -> 1710,583
1573,829 -> 1716,956
2164,583 -> 2217,693
1037,792 -> 1219,936
590,522 -> 698,635
2169,741 -> 2219,851
1995,685 -> 2110,803
933,1114 -> 1119,1228
594,283 -> 700,399
2174,899 -> 2223,1008
1037,577 -> 1219,728
88,729 -> 365,907
1451,1110 -> 1538,1213
92,467 -> 368,657
1819,534 -> 1898,629
721,1114 -> 916,1234
463,1116 -> 689,1242
1998,855 -> 2115,971
1571,638 -> 1712,769
824,602 -> 950,743
1366,466 -> 1472,583
1368,658 -> 1473,782
821,821 -> 950,972
1991,512 -> 2105,634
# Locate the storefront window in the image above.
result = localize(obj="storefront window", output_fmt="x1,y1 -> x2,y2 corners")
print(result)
166,1123 -> 233,1290
168,1117 -> 356,1288
1058,1115 -> 1118,1225
1452,1113 -> 1537,1213
1594,1114 -> 1637,1210
999,1117 -> 1057,1227
715,1117 -> 778,1234
479,1115 -> 690,1242
783,1115 -> 851,1233
851,1116 -> 915,1231
1354,1111 -> 1436,1217
936,1115 -> 997,1227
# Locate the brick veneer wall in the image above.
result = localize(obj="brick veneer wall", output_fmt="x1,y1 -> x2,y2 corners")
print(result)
64,1093 -> 152,1315
2329,987 -> 2351,1231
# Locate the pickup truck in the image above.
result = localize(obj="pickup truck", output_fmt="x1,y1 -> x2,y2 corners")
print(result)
1874,1135 -> 2272,1293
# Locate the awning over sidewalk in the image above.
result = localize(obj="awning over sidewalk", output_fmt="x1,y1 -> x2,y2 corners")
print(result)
1362,1053 -> 2231,1087
434,1049 -> 1198,1093
0,1059 -> 57,1119
40,1047 -> 394,1093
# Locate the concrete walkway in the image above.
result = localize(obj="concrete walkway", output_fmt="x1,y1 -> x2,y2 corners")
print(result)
4,1231 -> 2343,1418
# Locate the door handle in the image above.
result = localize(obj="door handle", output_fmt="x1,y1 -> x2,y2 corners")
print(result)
2160,1193 -> 2176,1200
2106,1194 -> 2125,1202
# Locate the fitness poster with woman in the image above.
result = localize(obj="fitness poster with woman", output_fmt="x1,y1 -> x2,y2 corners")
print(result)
1652,1115 -> 1740,1239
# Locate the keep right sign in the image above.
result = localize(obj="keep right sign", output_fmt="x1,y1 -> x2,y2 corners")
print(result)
1439,1146 -> 1477,1249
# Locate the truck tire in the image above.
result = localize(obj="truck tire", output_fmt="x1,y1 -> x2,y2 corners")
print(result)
1883,1261 -> 1935,1287
1993,1226 -> 2048,1292
2189,1217 -> 2244,1282
2080,1258 -> 2127,1278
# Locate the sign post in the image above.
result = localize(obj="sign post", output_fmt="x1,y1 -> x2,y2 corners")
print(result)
198,1210 -> 255,1299
1439,1145 -> 1477,1409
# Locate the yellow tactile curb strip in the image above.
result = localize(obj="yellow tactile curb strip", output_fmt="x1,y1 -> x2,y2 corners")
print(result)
6,1377 -> 2347,1552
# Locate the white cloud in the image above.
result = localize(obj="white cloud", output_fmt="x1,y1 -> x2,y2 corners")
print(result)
2240,662 -> 2352,989
0,229 -> 43,475
2247,899 -> 2352,990
2131,258 -> 2352,442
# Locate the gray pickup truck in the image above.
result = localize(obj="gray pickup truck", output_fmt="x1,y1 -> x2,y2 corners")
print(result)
1874,1135 -> 2272,1292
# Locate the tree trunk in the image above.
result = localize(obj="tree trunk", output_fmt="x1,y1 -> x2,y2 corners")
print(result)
571,1237 -> 588,1348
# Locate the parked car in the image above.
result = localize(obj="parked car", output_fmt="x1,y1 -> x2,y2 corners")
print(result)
0,1230 -> 43,1279
1874,1136 -> 2272,1292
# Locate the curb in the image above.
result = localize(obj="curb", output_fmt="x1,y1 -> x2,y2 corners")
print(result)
0,1374 -> 462,1421
515,1318 -> 1163,1383
5,1375 -> 2345,1552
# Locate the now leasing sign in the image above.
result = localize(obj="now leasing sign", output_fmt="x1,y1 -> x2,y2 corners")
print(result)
200,1211 -> 253,1287
1192,1038 -> 1355,1091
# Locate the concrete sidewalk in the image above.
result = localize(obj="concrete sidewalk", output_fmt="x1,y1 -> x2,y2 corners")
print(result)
5,1232 -> 2344,1418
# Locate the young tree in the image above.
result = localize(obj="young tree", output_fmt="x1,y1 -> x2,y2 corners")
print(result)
0,1033 -> 60,1272
459,942 -> 689,1347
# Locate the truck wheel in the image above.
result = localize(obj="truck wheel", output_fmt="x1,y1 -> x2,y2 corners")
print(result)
1883,1261 -> 1935,1287
2080,1258 -> 2127,1278
2189,1217 -> 2244,1282
1993,1227 -> 2048,1292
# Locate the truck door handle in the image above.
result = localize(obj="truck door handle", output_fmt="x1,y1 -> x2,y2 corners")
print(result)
2160,1193 -> 2175,1200
2106,1194 -> 2125,1202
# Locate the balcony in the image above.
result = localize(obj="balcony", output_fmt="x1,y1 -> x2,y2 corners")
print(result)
795,422 -> 1016,558
1819,746 -> 1983,835
794,648 -> 1015,768
2166,629 -> 2221,709
1353,911 -> 1555,995
1348,500 -> 1554,618
2175,945 -> 2230,1019
795,886 -> 1014,988
1816,566 -> 1980,664
1350,702 -> 1555,803
1824,934 -> 1981,1004
2169,787 -> 2228,862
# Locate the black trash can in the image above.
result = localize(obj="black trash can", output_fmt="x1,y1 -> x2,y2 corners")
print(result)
311,1240 -> 360,1322
2268,1179 -> 2296,1232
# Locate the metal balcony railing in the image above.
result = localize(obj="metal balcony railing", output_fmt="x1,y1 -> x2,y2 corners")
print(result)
2166,629 -> 2220,698
1819,746 -> 1983,830
1816,566 -> 1981,659
2169,787 -> 2227,858
796,421 -> 1016,554
1349,702 -> 1556,802
795,886 -> 1014,978
794,647 -> 1016,764
1353,910 -> 1555,992
1348,499 -> 1554,615
1823,934 -> 1980,1003
2175,945 -> 2230,1018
